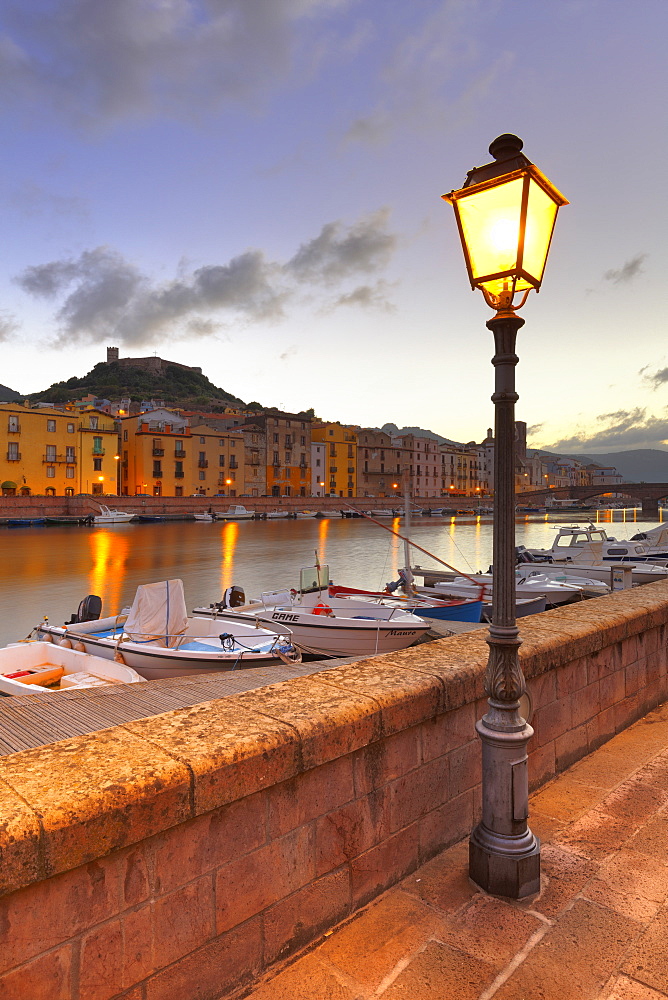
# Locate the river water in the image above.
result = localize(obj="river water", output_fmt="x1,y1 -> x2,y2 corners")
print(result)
0,509 -> 663,647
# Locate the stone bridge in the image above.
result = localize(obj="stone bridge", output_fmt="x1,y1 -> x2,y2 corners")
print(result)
518,483 -> 668,515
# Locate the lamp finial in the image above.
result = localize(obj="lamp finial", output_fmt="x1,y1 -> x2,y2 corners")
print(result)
488,134 -> 523,161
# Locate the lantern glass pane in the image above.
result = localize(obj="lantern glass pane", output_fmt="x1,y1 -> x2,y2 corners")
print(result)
456,177 -> 524,285
523,178 -> 559,284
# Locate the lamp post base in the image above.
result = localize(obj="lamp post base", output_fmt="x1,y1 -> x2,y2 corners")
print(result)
469,832 -> 540,899
469,713 -> 540,898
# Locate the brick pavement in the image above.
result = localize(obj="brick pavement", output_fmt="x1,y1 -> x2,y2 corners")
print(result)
241,702 -> 668,999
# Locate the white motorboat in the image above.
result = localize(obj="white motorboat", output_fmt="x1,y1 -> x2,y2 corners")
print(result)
214,505 -> 256,521
0,641 -> 142,695
417,571 -> 584,606
526,525 -> 668,565
34,579 -> 301,680
265,510 -> 292,519
93,505 -> 135,524
193,564 -> 431,657
193,512 -> 215,521
517,541 -> 668,586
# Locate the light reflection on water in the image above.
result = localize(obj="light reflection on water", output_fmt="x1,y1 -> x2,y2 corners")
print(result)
0,509 -> 662,647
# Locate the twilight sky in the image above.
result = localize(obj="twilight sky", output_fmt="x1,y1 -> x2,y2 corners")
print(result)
0,0 -> 666,453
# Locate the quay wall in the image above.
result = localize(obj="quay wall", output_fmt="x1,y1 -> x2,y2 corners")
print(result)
1,584 -> 667,999
0,495 -> 468,519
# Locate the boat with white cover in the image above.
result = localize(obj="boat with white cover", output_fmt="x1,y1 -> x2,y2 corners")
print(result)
0,641 -> 142,695
33,579 -> 301,679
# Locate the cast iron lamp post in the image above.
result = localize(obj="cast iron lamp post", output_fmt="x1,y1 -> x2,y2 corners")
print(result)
442,134 -> 567,898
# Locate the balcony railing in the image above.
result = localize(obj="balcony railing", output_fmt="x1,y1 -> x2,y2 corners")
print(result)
6,452 -> 20,461
42,454 -> 76,464
152,448 -> 164,456
93,448 -> 106,456
7,425 -> 20,434
229,461 -> 238,469
329,466 -> 338,473
198,460 -> 209,468
174,471 -> 184,478
174,450 -> 186,459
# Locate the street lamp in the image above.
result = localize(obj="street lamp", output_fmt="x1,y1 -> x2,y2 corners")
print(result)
442,134 -> 567,898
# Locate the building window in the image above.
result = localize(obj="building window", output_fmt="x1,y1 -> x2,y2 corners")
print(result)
93,437 -> 103,454
46,444 -> 56,461
66,467 -> 75,479
67,422 -> 75,433
89,416 -> 99,430
300,436 -> 306,446
123,430 -> 128,441
94,458 -> 103,471
273,452 -> 279,465
46,466 -> 55,478
175,486 -> 183,497
47,419 -> 56,432
198,471 -> 206,480
219,455 -> 225,467
8,416 -> 19,432
152,462 -> 161,477
7,442 -> 19,461
66,446 -> 75,462
199,436 -> 205,444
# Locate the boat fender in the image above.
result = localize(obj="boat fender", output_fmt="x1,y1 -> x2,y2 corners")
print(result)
219,633 -> 236,651
313,603 -> 334,616
42,632 -> 54,643
74,641 -> 86,652
59,637 -> 72,649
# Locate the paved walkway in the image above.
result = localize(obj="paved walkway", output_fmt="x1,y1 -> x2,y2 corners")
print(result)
244,702 -> 668,999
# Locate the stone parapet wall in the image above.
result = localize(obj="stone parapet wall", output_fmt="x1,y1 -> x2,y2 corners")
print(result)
1,584 -> 667,999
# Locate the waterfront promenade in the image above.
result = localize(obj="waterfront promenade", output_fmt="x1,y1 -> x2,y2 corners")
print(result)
245,701 -> 668,1000
0,582 -> 666,998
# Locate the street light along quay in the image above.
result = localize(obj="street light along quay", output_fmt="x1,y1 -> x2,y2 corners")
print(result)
442,134 -> 568,898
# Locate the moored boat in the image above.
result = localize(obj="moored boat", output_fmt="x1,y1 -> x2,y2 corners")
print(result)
93,505 -> 135,524
0,641 -> 142,695
33,579 -> 301,679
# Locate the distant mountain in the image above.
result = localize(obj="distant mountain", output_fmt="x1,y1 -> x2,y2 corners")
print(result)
531,448 -> 668,483
380,423 -> 463,447
28,359 -> 245,408
0,383 -> 22,402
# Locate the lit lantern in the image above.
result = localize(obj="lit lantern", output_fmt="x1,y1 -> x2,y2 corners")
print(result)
442,134 -> 568,309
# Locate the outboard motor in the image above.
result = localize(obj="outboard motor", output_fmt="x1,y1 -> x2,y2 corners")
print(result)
68,594 -> 102,624
222,585 -> 246,608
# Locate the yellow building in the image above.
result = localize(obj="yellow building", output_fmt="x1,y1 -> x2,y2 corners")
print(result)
311,423 -> 357,498
0,403 -> 119,497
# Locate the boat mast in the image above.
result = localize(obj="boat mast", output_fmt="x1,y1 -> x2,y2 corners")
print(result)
402,467 -> 414,594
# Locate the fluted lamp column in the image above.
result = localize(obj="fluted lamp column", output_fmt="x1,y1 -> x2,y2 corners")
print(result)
442,134 -> 568,898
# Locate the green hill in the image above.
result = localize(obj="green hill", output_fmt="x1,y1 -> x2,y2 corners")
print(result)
28,360 -> 246,408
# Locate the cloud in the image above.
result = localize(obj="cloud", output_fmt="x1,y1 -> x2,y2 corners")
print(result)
341,1 -> 514,147
604,253 -> 647,285
0,0 -> 347,127
544,408 -> 668,452
287,209 -> 396,284
0,312 -> 19,341
14,209 -> 398,347
329,281 -> 395,311
642,366 -> 668,389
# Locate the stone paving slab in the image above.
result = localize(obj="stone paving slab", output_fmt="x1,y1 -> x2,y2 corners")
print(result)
242,702 -> 668,1000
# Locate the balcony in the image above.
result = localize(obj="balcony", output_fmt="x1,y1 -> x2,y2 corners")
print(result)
174,471 -> 184,478
7,425 -> 20,434
329,466 -> 338,473
174,450 -> 186,459
42,454 -> 76,464
229,461 -> 238,470
198,460 -> 209,469
6,451 -> 20,461
152,448 -> 164,456
93,448 -> 106,457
